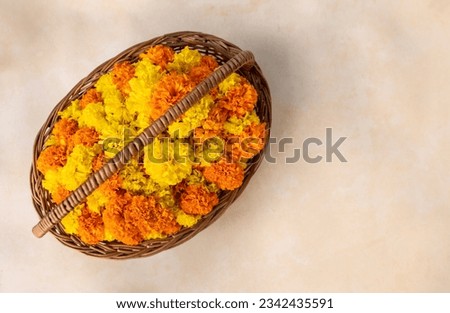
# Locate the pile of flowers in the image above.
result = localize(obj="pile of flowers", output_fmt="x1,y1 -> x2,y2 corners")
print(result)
36,45 -> 266,245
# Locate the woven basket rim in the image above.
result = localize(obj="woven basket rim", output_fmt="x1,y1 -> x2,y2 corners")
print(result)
30,31 -> 272,259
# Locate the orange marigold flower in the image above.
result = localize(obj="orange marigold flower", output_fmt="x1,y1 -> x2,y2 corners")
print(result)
193,127 -> 220,143
193,105 -> 229,142
126,195 -> 180,236
221,79 -> 258,118
78,206 -> 105,245
103,192 -> 180,245
111,61 -> 135,96
203,160 -> 244,190
79,88 -> 102,109
91,152 -> 105,172
67,127 -> 99,153
180,184 -> 218,215
227,122 -> 266,162
103,192 -> 142,245
188,55 -> 218,84
98,173 -> 121,199
52,185 -> 70,204
140,45 -> 175,70
36,145 -> 67,174
150,72 -> 194,120
52,118 -> 78,146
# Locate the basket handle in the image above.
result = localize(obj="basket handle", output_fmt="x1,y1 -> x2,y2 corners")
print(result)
32,50 -> 255,238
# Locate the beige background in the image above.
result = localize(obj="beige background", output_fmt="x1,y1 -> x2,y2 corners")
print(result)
1,0 -> 449,292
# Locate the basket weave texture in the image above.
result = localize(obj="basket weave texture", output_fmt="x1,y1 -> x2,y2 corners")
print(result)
30,31 -> 271,259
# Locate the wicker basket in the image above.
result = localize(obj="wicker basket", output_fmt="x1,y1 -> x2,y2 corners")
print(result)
30,31 -> 271,259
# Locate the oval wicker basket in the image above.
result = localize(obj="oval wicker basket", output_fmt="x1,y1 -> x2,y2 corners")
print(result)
30,31 -> 271,259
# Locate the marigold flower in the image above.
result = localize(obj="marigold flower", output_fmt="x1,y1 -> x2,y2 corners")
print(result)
227,122 -> 267,162
223,111 -> 260,135
78,206 -> 105,245
95,73 -> 129,124
220,79 -> 257,117
188,55 -> 218,84
59,145 -> 99,191
36,145 -> 67,174
67,127 -> 99,153
168,94 -> 214,138
79,88 -> 102,109
140,45 -> 175,70
52,185 -> 70,205
91,152 -> 105,172
61,204 -> 83,235
126,58 -> 162,131
120,159 -> 157,195
103,192 -> 179,245
59,100 -> 82,121
111,61 -> 135,96
149,72 -> 194,120
167,46 -> 202,73
52,118 -> 78,146
218,73 -> 242,95
127,195 -> 180,236
203,160 -> 244,190
86,174 -> 121,213
144,138 -> 193,187
175,209 -> 201,227
180,184 -> 219,215
103,192 -> 143,245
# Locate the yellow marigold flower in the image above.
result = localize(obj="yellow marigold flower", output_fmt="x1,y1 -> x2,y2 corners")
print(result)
167,46 -> 202,73
95,73 -> 131,124
77,102 -> 109,134
143,231 -> 166,240
218,73 -> 241,94
144,138 -> 193,187
126,58 -> 162,131
59,99 -> 82,122
223,111 -> 260,135
140,45 -> 175,70
175,209 -> 201,228
154,187 -> 176,209
60,145 -> 99,191
61,204 -> 83,235
42,169 -> 61,195
180,184 -> 219,215
111,61 -> 135,96
168,94 -> 214,138
203,159 -> 244,190
120,159 -> 157,195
